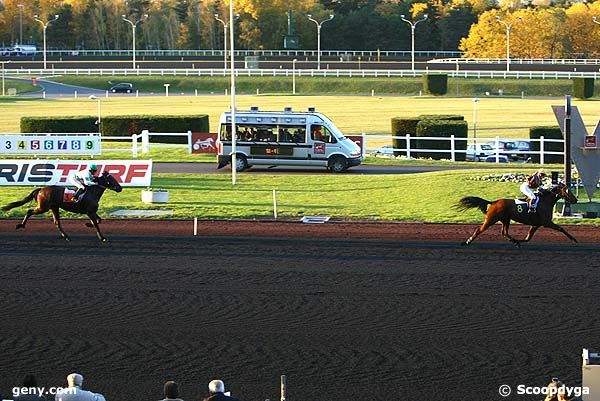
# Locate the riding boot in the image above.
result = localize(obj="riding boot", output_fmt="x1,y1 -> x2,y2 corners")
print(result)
73,188 -> 83,203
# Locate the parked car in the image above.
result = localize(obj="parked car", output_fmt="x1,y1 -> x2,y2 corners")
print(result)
370,145 -> 394,157
484,155 -> 509,163
486,139 -> 528,161
466,143 -> 494,161
110,83 -> 134,93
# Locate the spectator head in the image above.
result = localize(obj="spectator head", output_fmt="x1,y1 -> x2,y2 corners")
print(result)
163,381 -> 179,399
67,373 -> 83,388
208,380 -> 224,394
23,374 -> 37,387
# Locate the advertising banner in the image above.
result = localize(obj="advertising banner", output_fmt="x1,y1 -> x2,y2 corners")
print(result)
0,160 -> 152,187
0,134 -> 101,156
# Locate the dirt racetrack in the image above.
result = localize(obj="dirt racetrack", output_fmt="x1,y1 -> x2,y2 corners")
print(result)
0,219 -> 599,401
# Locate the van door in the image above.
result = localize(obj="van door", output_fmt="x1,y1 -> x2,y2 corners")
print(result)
308,124 -> 341,166
277,125 -> 309,165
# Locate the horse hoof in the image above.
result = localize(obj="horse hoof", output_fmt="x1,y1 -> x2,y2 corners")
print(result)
64,236 -> 71,242
101,237 -> 108,243
15,223 -> 24,230
461,241 -> 469,246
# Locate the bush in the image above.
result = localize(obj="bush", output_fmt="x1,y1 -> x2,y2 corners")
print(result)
391,117 -> 419,157
529,126 -> 563,164
573,78 -> 594,99
414,119 -> 468,160
423,74 -> 448,96
21,116 -> 97,133
101,115 -> 209,144
418,114 -> 464,121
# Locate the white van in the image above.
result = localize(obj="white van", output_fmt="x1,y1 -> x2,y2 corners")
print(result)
216,106 -> 363,172
12,45 -> 37,56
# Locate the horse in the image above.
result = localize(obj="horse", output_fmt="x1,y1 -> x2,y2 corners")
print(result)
456,182 -> 578,246
1,171 -> 122,242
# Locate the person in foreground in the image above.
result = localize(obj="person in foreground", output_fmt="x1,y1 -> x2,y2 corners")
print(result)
55,373 -> 106,401
202,380 -> 244,401
160,381 -> 184,401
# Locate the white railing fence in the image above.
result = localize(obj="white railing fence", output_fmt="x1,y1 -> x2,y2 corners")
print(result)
360,134 -> 564,164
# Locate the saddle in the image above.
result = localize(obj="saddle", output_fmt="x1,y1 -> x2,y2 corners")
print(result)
63,189 -> 77,203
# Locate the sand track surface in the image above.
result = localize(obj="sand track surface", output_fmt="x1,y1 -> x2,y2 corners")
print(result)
1,227 -> 599,401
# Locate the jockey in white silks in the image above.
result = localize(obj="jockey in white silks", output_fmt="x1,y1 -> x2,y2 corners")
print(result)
520,169 -> 547,213
69,164 -> 99,202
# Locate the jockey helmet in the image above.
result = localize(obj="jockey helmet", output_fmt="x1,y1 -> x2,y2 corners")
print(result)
89,164 -> 99,172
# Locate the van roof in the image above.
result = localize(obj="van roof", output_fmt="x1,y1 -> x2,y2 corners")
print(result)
223,107 -> 322,116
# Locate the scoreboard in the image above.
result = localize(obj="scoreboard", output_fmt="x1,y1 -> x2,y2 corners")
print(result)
0,134 -> 101,156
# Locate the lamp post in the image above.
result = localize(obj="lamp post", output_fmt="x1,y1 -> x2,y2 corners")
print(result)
307,14 -> 334,70
214,13 -> 239,71
17,4 -> 24,45
122,14 -> 148,69
400,14 -> 428,71
33,14 -> 59,70
1,61 -> 11,96
473,97 -> 480,147
496,15 -> 523,72
88,95 -> 101,134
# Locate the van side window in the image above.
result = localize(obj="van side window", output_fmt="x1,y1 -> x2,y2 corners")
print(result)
279,125 -> 306,143
311,125 -> 337,144
219,125 -> 232,141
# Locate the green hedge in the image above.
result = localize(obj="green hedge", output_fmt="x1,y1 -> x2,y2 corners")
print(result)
415,119 -> 468,161
391,117 -> 419,157
21,116 -> 98,133
529,126 -> 563,164
20,115 -> 210,144
423,74 -> 448,96
101,115 -> 209,144
417,114 -> 464,121
573,78 -> 594,99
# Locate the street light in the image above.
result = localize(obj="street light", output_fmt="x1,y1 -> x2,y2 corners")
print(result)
122,14 -> 148,69
400,14 -> 428,71
307,14 -> 334,70
88,95 -> 101,133
214,13 -> 239,70
496,15 -> 523,72
17,4 -> 24,45
33,14 -> 59,70
1,60 -> 12,96
472,97 -> 480,147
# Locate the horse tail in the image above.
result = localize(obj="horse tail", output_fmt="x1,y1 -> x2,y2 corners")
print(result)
1,188 -> 41,211
455,196 -> 492,214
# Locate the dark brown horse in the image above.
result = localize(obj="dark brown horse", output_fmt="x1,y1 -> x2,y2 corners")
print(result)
1,172 -> 122,242
456,182 -> 578,246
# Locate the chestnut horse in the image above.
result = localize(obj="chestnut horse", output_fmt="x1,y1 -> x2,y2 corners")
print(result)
1,172 -> 122,242
456,182 -> 578,246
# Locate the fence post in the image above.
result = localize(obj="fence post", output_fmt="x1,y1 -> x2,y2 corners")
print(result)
280,375 -> 286,401
187,130 -> 193,154
495,136 -> 500,163
141,129 -> 150,154
540,135 -> 545,165
361,133 -> 367,158
450,134 -> 456,162
132,134 -> 138,158
406,134 -> 411,159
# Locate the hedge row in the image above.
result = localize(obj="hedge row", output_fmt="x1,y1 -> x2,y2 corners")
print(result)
573,78 -> 594,99
391,114 -> 467,161
423,74 -> 448,96
20,115 -> 210,144
529,126 -> 564,164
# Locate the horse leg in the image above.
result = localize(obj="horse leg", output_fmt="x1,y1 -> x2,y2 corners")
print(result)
462,215 -> 499,245
50,208 -> 70,241
88,212 -> 107,242
16,206 -> 47,230
520,226 -> 540,243
85,214 -> 100,228
547,222 -> 578,243
500,220 -> 521,247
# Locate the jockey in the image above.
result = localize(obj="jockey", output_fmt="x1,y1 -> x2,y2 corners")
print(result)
69,164 -> 99,203
520,169 -> 547,213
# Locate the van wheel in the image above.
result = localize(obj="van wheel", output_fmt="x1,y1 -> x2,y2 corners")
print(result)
328,156 -> 347,173
234,155 -> 248,172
